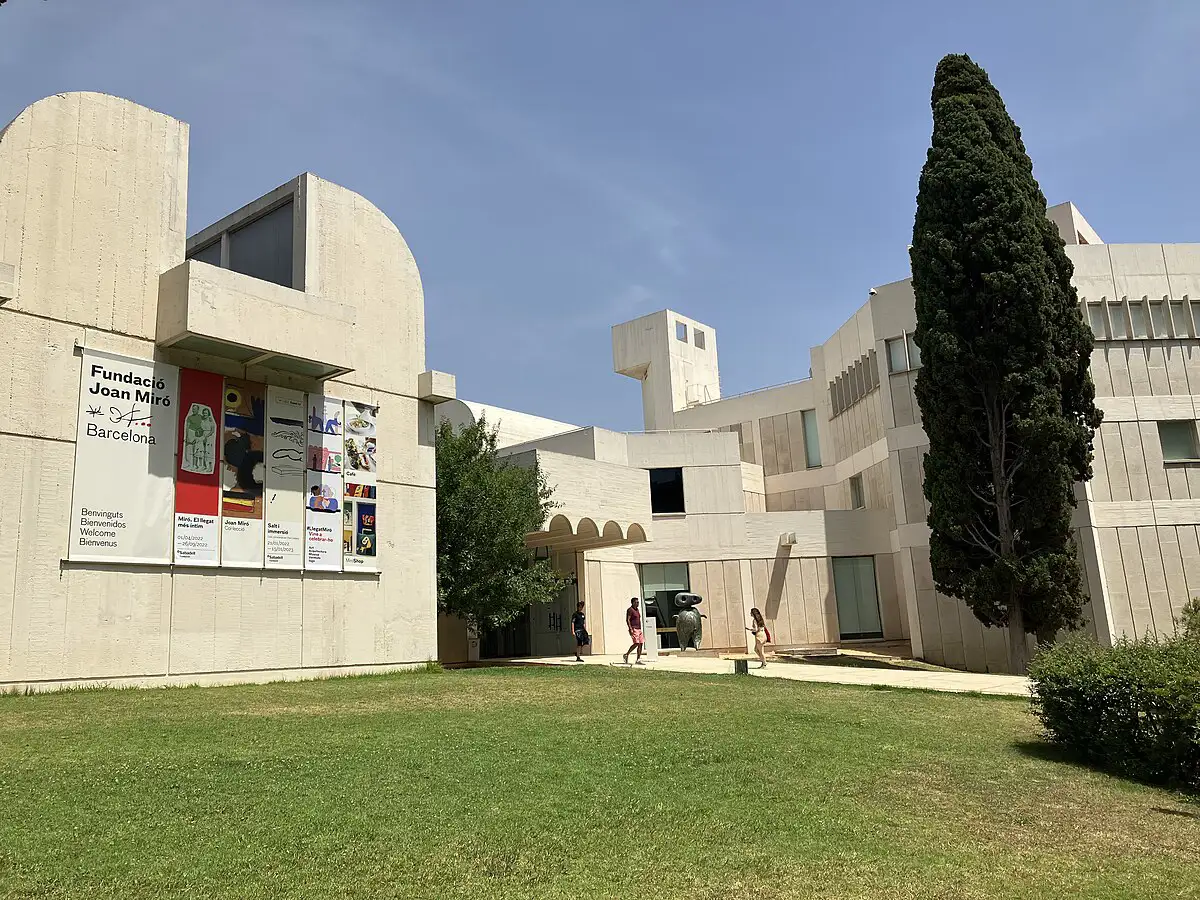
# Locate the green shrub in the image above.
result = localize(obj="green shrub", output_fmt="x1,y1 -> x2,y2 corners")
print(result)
1179,597 -> 1200,642
1029,634 -> 1200,791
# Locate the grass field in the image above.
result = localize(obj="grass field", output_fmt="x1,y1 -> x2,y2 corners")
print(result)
1,667 -> 1196,900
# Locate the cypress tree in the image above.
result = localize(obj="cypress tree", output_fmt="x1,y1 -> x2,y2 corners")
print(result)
909,54 -> 1103,673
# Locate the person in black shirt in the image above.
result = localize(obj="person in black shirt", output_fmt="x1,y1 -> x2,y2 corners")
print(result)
571,600 -> 589,662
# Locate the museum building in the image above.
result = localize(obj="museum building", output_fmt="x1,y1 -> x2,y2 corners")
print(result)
3,91 -> 1199,688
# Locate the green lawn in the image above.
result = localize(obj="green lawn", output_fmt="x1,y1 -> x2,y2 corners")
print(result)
1,667 -> 1196,900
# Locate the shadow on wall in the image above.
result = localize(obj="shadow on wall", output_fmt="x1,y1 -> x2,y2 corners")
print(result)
764,544 -> 790,626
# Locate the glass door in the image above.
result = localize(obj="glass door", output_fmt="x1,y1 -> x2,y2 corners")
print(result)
832,556 -> 883,640
638,562 -> 690,650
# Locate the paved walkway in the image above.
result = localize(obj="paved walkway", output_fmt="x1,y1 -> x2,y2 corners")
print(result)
514,653 -> 1031,697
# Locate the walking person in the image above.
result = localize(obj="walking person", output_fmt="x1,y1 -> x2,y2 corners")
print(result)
623,597 -> 646,665
747,607 -> 771,668
571,600 -> 589,662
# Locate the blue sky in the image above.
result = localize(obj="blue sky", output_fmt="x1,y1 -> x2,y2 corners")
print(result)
3,1 -> 1199,430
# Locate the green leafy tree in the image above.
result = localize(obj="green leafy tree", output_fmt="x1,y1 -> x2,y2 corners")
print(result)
910,54 -> 1103,673
435,415 -> 567,632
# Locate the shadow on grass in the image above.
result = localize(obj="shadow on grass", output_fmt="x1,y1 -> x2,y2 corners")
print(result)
1013,739 -> 1199,800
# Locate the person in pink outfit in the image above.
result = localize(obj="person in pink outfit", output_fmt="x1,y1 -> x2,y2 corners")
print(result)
623,597 -> 645,665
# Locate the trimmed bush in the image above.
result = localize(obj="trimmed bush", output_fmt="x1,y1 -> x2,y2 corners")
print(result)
1029,634 -> 1200,791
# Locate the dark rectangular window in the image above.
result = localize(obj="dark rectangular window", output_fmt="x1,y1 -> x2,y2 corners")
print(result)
649,467 -> 685,514
188,240 -> 222,267
227,200 -> 295,288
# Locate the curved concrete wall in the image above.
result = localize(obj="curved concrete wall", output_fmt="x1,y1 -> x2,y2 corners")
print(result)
0,93 -> 438,689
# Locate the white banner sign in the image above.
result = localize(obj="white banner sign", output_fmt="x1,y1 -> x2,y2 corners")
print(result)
264,386 -> 306,569
68,350 -> 180,564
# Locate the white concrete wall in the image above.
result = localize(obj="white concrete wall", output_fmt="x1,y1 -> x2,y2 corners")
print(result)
0,93 -> 439,689
435,399 -> 578,449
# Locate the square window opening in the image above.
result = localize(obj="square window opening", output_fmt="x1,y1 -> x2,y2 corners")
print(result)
693,329 -> 706,350
1158,420 -> 1200,462
885,337 -> 907,374
675,321 -> 687,342
649,467 -> 686,514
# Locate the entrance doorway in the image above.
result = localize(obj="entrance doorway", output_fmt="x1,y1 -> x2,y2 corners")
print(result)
638,562 -> 690,650
832,556 -> 883,640
529,577 -> 577,657
479,607 -> 532,659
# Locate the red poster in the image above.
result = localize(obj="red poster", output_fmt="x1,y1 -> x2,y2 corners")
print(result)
173,369 -> 224,565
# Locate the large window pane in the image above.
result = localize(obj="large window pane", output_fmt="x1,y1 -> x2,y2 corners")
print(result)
850,474 -> 865,509
1170,301 -> 1189,337
649,467 -> 685,514
906,334 -> 922,368
833,556 -> 882,640
1109,302 -> 1129,339
188,240 -> 221,267
886,337 -> 907,373
1149,300 -> 1169,338
1086,303 -> 1107,339
227,200 -> 295,288
1158,421 -> 1199,461
801,409 -> 822,468
1129,301 -> 1149,339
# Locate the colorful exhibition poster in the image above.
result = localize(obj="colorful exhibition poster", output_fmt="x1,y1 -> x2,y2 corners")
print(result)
68,349 -> 180,564
263,386 -> 306,569
305,396 -> 344,571
173,368 -> 224,565
343,401 -> 378,570
220,379 -> 266,567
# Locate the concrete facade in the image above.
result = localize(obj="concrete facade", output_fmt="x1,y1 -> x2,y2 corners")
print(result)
1,93 -> 444,689
440,203 -> 1200,673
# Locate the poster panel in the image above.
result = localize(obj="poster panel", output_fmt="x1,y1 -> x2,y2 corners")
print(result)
305,396 -> 343,571
220,379 -> 266,567
305,470 -> 343,570
343,402 -> 378,571
264,386 -> 306,569
68,349 -> 180,564
173,368 -> 223,565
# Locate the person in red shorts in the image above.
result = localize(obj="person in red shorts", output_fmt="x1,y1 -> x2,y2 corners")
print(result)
623,597 -> 645,665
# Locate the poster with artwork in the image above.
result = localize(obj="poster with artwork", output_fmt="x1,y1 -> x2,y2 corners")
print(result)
305,396 -> 343,571
173,368 -> 223,565
220,379 -> 266,567
343,401 -> 378,570
263,386 -> 306,569
307,397 -> 343,474
305,470 -> 342,570
68,350 -> 180,564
